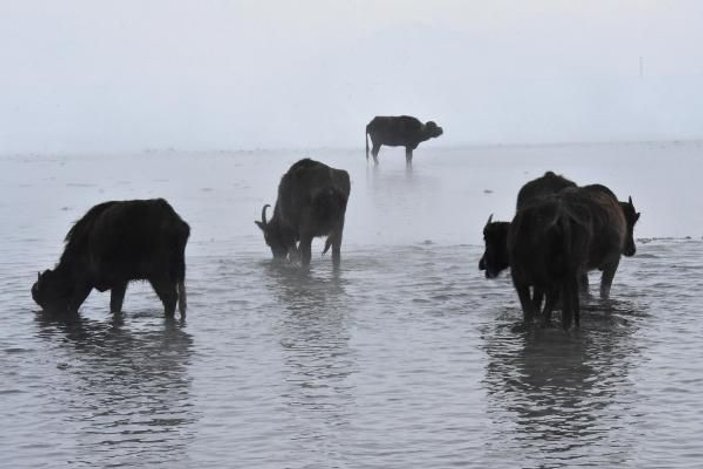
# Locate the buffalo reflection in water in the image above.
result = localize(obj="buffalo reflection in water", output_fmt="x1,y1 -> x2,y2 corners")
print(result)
481,300 -> 645,467
35,311 -> 196,468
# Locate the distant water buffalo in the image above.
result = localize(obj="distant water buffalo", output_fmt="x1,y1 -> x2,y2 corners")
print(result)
32,199 -> 190,317
509,186 -> 629,329
256,158 -> 351,267
479,171 -> 576,278
365,115 -> 443,165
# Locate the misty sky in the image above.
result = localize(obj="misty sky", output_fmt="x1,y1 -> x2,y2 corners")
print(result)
2,1 -> 703,153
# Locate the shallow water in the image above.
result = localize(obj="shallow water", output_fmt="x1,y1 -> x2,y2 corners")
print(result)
2,143 -> 703,468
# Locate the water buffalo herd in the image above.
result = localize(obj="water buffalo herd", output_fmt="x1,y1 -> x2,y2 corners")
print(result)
32,115 -> 641,330
480,171 -> 640,329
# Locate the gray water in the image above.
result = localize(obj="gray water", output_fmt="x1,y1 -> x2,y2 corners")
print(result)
2,142 -> 703,468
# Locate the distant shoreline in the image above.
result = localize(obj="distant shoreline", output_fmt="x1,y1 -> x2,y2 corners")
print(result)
3,138 -> 703,159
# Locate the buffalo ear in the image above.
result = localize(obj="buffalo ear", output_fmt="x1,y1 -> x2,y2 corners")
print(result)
635,212 -> 641,221
255,221 -> 265,231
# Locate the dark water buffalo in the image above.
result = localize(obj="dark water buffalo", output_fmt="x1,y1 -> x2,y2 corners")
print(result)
365,115 -> 443,165
479,171 -> 576,278
515,171 -> 578,210
508,186 -> 628,329
256,158 -> 351,267
581,184 -> 640,257
479,173 -> 640,279
32,199 -> 190,317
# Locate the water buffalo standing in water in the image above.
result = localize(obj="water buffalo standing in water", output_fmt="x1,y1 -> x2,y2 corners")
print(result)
365,115 -> 443,165
256,158 -> 351,267
32,199 -> 190,317
509,186 -> 630,329
479,171 -> 577,278
479,173 -> 639,279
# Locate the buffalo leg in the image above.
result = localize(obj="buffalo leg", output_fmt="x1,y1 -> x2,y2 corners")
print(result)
405,147 -> 413,165
110,282 -> 128,313
562,276 -> 580,330
150,277 -> 178,317
68,283 -> 93,314
177,281 -> 187,318
330,229 -> 343,268
531,288 -> 544,314
579,273 -> 589,297
515,283 -> 535,322
541,289 -> 558,327
599,259 -> 620,299
298,236 -> 313,266
371,143 -> 381,164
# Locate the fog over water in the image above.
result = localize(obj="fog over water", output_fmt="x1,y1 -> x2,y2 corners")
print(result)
2,1 -> 703,153
2,2 -> 703,468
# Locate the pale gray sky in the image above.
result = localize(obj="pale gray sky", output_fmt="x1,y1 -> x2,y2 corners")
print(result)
1,1 -> 702,153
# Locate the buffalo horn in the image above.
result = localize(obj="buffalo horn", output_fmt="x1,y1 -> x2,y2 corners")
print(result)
486,213 -> 493,226
628,196 -> 633,205
261,204 -> 271,226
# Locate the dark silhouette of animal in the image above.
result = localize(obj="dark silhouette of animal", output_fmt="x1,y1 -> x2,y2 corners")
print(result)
575,185 -> 639,297
508,186 -> 629,329
479,173 -> 640,279
256,158 -> 350,267
32,199 -> 190,317
479,171 -> 576,278
515,171 -> 578,210
365,115 -> 443,165
581,184 -> 640,257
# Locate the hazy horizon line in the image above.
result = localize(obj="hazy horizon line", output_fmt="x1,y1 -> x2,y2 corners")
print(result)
3,136 -> 702,158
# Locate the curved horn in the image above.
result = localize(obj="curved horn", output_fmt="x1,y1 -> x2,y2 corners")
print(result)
486,213 -> 493,226
261,204 -> 271,226
37,272 -> 41,282
628,195 -> 633,205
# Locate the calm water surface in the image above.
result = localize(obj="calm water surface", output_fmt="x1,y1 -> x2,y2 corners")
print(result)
2,143 -> 703,468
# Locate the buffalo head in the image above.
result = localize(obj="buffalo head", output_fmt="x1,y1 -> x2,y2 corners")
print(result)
31,269 -> 74,313
479,214 -> 511,279
424,121 -> 443,139
255,204 -> 292,259
620,196 -> 641,257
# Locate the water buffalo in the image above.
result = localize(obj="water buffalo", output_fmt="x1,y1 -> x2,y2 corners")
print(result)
479,174 -> 639,279
365,115 -> 443,165
479,171 -> 577,278
581,184 -> 640,257
256,158 -> 351,267
515,171 -> 578,211
32,199 -> 190,317
509,186 -> 629,329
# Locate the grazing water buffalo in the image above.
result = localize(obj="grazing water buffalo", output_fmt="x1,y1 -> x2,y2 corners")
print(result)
365,115 -> 443,165
32,199 -> 190,317
509,186 -> 629,329
256,158 -> 350,267
479,171 -> 576,278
